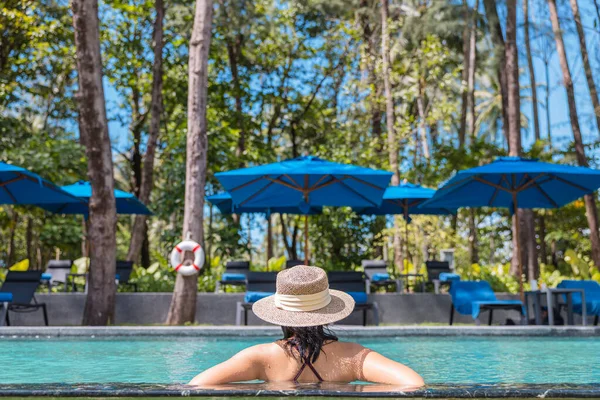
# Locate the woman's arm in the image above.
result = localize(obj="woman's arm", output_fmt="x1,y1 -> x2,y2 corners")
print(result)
361,350 -> 424,387
188,346 -> 264,386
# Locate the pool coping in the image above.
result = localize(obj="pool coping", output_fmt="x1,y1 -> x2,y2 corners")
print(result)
1,383 -> 599,398
1,325 -> 599,337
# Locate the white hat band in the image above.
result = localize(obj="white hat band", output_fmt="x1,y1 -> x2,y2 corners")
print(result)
274,288 -> 332,312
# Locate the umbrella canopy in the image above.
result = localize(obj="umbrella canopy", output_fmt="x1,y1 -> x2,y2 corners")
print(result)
422,157 -> 600,210
216,156 -> 392,264
0,162 -> 85,206
353,183 -> 455,217
353,182 -> 454,275
421,156 -> 600,298
215,156 -> 392,211
38,181 -> 152,215
207,192 -> 322,215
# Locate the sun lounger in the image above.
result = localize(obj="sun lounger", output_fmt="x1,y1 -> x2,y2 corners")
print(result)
0,292 -> 12,327
236,272 -> 277,325
116,261 -> 138,292
426,260 -> 460,294
361,260 -> 400,293
449,280 -> 523,325
0,271 -> 48,326
557,280 -> 600,325
43,260 -> 74,292
216,261 -> 250,292
327,271 -> 379,326
285,260 -> 304,269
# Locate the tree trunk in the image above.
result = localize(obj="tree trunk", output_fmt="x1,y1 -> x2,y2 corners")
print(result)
166,0 -> 213,325
548,0 -> 600,267
505,0 -> 531,278
569,0 -> 600,135
466,0 -> 478,139
458,0 -> 470,147
468,209 -> 478,264
267,214 -> 273,262
416,90 -> 430,160
7,211 -> 18,267
524,209 -> 539,279
381,0 -> 403,271
483,0 -> 510,145
537,213 -> 547,265
127,0 -> 165,264
505,0 -> 521,157
26,217 -> 33,269
523,0 -> 540,141
72,0 -> 118,326
544,61 -> 552,148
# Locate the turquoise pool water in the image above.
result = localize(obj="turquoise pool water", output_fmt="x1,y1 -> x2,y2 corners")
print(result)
0,336 -> 598,384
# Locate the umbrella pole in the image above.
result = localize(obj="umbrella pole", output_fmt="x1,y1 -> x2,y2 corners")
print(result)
304,214 -> 309,265
513,192 -> 524,301
404,213 -> 409,276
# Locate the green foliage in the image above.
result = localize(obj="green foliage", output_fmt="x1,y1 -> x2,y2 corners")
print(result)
2,0 -> 599,295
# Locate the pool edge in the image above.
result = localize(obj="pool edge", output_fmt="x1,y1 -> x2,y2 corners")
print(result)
1,325 -> 599,337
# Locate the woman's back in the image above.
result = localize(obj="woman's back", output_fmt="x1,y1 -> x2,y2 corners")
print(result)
253,340 -> 368,382
190,340 -> 423,386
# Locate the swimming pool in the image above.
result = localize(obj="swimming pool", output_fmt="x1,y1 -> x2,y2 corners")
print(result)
1,335 -> 599,385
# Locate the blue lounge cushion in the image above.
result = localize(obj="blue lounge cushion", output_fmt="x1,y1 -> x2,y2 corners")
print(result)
41,273 -> 52,281
222,273 -> 247,282
450,281 -> 523,319
372,273 -> 390,282
244,291 -> 274,303
347,291 -> 368,305
0,293 -> 13,302
439,272 -> 461,282
557,280 -> 600,315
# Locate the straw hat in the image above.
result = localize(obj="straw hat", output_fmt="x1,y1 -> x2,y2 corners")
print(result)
252,266 -> 355,327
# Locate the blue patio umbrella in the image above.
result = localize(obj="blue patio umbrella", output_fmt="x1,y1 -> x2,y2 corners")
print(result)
353,182 -> 455,273
207,192 -> 322,215
38,181 -> 152,216
422,156 -> 600,296
216,156 -> 393,263
0,162 -> 85,206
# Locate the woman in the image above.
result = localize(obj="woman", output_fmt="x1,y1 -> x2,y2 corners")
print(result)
189,266 -> 424,387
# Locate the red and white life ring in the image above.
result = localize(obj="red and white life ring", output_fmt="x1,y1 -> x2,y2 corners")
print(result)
170,240 -> 204,276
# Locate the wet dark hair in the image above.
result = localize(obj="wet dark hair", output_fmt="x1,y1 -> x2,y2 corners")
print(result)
281,325 -> 338,363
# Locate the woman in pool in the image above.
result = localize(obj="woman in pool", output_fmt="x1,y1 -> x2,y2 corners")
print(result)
189,266 -> 424,387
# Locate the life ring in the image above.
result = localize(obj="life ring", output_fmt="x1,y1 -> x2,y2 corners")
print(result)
170,240 -> 204,276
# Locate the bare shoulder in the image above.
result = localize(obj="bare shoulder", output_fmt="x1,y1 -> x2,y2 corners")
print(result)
324,340 -> 369,361
234,343 -> 281,362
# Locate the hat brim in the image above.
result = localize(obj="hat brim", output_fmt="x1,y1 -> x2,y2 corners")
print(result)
252,290 -> 355,327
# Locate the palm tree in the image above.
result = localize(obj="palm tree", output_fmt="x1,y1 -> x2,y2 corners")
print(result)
166,0 -> 214,325
547,0 -> 600,268
569,0 -> 600,135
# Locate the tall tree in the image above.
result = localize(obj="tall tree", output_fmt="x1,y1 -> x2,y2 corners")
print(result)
166,0 -> 214,324
505,0 -> 538,282
381,0 -> 403,270
523,0 -> 540,141
523,0 -> 542,275
72,0 -> 118,325
569,0 -> 600,135
482,0 -> 509,145
548,0 -> 600,267
127,0 -> 165,264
